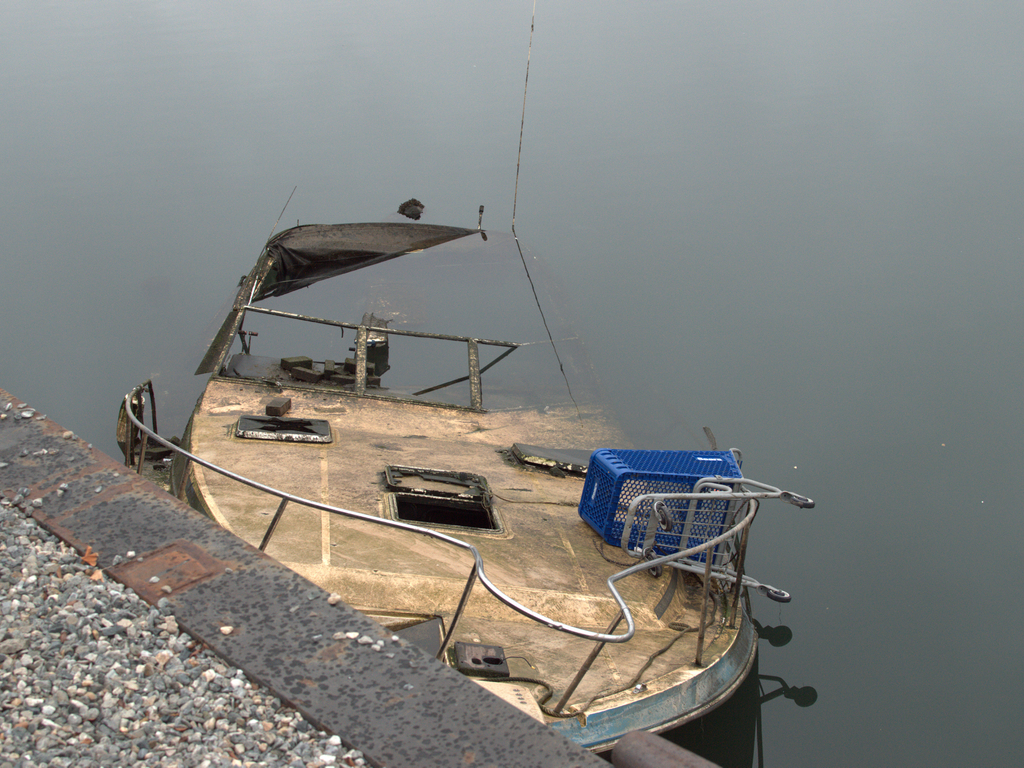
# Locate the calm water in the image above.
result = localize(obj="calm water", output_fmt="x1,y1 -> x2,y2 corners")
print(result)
3,3 -> 1022,766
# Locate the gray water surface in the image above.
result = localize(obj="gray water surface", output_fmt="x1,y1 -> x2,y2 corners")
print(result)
3,3 -> 1022,766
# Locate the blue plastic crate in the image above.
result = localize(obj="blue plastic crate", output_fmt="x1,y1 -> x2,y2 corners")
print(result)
578,449 -> 743,562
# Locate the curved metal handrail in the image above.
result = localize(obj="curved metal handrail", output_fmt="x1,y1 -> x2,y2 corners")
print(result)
123,387 -> 757,655
124,388 -> 634,647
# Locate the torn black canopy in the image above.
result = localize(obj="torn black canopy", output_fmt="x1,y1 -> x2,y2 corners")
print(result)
195,221 -> 478,375
255,222 -> 477,300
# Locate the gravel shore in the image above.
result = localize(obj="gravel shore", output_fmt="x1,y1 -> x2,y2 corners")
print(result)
0,494 -> 369,768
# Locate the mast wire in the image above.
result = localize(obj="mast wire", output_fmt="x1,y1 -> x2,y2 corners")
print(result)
511,1 -> 582,421
511,0 -> 534,232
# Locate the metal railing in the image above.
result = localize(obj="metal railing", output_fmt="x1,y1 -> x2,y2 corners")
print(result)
238,305 -> 522,408
125,386 -> 646,649
123,383 -> 807,711
118,379 -> 159,473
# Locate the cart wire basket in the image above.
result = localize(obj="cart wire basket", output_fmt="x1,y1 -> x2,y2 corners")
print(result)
578,449 -> 745,565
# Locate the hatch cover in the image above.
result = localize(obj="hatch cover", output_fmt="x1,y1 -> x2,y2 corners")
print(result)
383,465 -> 490,500
511,444 -> 592,475
236,415 -> 332,443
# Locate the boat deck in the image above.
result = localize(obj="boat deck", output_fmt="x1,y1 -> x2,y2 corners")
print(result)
182,376 -> 748,733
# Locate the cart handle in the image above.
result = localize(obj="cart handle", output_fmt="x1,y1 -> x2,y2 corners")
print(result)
620,476 -> 816,553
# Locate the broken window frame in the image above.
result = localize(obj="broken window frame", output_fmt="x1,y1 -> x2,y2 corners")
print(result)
224,305 -> 521,411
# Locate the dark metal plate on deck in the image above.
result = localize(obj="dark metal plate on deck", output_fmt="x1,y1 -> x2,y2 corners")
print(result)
511,443 -> 592,475
236,415 -> 333,443
455,641 -> 511,678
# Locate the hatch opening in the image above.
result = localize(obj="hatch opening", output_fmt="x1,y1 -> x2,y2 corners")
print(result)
393,494 -> 498,531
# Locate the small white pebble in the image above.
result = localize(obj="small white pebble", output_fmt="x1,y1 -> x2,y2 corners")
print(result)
220,626 -> 234,635
149,576 -> 160,584
327,593 -> 342,605
345,631 -> 359,640
357,635 -> 374,645
63,430 -> 74,439
126,550 -> 136,558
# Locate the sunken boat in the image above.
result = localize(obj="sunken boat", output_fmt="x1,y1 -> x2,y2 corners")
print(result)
124,210 -> 813,750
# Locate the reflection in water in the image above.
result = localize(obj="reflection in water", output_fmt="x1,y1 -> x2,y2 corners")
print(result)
662,622 -> 818,768
752,620 -> 793,648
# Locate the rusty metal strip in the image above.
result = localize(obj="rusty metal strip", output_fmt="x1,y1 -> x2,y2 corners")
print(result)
354,325 -> 368,395
107,539 -> 229,603
467,339 -> 482,409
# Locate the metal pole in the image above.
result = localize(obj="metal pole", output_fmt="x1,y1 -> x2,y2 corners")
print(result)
259,498 -> 290,552
436,562 -> 479,661
145,379 -> 158,436
694,553 -> 715,667
728,505 -> 753,629
354,326 -> 368,395
552,611 -> 624,714
130,392 -> 145,470
134,390 -> 150,475
467,340 -> 482,409
136,430 -> 149,474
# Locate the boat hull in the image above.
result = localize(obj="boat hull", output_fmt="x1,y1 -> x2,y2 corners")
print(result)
551,609 -> 757,751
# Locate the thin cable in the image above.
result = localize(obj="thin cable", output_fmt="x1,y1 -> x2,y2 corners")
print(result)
511,0 -> 535,231
511,1 -> 582,420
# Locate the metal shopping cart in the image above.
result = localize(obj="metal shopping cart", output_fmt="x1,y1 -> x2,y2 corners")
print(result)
578,449 -> 814,602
